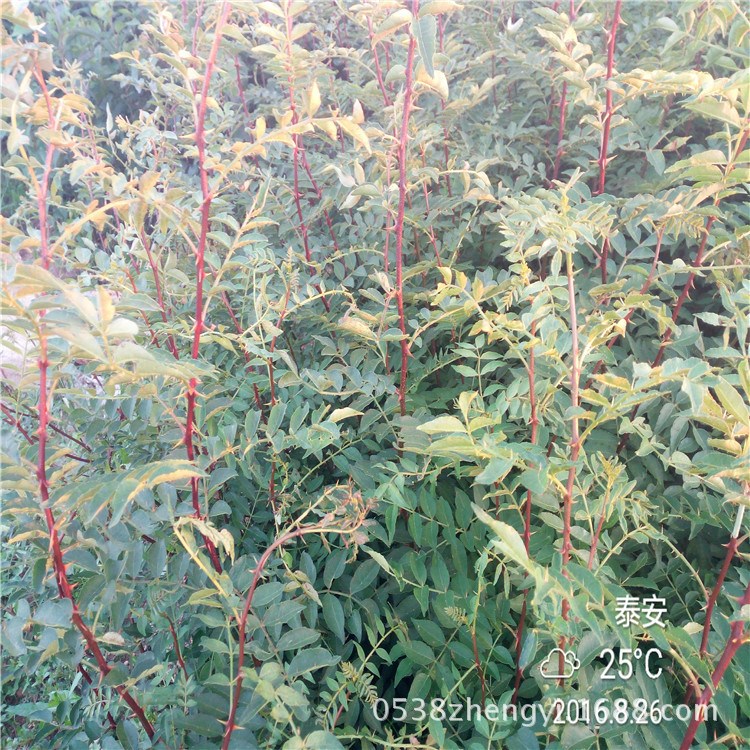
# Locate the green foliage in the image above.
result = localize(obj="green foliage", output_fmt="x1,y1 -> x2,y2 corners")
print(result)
1,1 -> 749,749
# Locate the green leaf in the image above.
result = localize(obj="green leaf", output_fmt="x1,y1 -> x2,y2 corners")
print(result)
473,504 -> 531,569
277,627 -> 320,651
34,600 -> 73,628
475,457 -> 514,485
287,647 -> 339,679
715,379 -> 749,424
321,594 -> 346,643
417,415 -> 466,434
349,559 -> 380,594
373,9 -> 412,44
518,630 -> 537,670
413,15 -> 436,78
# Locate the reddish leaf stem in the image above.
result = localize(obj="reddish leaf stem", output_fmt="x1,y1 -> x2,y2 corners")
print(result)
140,229 -> 179,359
299,148 -> 340,253
367,17 -> 391,107
233,55 -> 251,130
685,503 -> 746,704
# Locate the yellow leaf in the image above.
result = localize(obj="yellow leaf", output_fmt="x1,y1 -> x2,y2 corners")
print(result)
307,80 -> 321,117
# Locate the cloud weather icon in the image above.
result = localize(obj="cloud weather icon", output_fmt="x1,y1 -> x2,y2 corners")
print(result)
540,648 -> 581,680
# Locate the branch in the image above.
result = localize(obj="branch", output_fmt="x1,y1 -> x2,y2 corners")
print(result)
185,0 -> 232,574
679,580 -> 750,750
395,1 -> 418,417
596,0 -> 622,282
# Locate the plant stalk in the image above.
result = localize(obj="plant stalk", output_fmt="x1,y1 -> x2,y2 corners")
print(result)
395,0 -> 418,417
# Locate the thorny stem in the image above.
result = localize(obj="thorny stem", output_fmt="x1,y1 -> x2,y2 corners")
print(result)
653,127 -> 747,369
299,148 -> 340,253
185,1 -> 231,574
562,252 -> 581,624
596,0 -> 622,283
367,17 -> 391,107
678,580 -> 750,750
513,318 -> 537,704
588,228 -> 663,386
395,0 -> 418,417
418,144 -> 442,267
617,129 -> 748,455
221,504 -> 370,750
0,395 -> 92,452
234,55 -> 251,130
284,7 -> 331,313
551,0 -> 577,183
140,229 -> 179,359
685,502 -> 746,704
166,614 -> 189,680
30,57 -> 155,739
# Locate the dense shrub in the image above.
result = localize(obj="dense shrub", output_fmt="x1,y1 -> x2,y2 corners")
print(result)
1,1 -> 748,749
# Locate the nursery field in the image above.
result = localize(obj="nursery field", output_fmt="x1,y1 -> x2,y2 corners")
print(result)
1,1 -> 749,748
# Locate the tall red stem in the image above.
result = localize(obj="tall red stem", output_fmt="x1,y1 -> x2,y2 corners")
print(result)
596,0 -> 622,282
562,252 -> 581,625
685,501 -> 746,704
395,1 -> 418,417
512,319 -> 538,703
221,527 -> 317,750
31,58 -> 154,739
284,9 -> 331,313
185,1 -> 231,574
551,0 -> 577,183
618,129 -> 748,456
679,581 -> 750,750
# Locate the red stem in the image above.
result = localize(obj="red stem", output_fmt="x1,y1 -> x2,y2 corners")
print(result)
588,229 -> 663,386
285,10 -> 331,313
299,149 -> 340,253
562,253 -> 581,625
167,615 -> 189,680
418,144 -> 442,266
551,0 -> 577,183
221,527 -> 310,750
234,55 -> 251,130
513,320 -> 538,703
679,581 -> 750,750
367,17 -> 391,107
140,230 -> 179,359
596,0 -> 622,197
654,128 -> 747,369
395,2 -> 418,417
30,60 -> 155,738
471,626 -> 487,709
0,397 -> 92,452
596,0 -> 622,283
618,129 -> 748,456
698,535 -> 741,656
184,1 -> 231,574
684,532 -> 743,704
